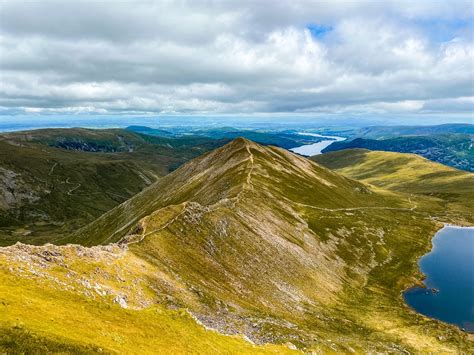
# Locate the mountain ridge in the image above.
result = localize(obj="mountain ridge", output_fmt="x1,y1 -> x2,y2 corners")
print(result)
71,137 -> 386,246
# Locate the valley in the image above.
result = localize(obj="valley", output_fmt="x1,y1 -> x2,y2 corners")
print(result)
289,132 -> 346,156
0,129 -> 228,245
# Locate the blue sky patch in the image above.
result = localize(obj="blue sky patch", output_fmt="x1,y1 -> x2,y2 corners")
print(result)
307,24 -> 333,38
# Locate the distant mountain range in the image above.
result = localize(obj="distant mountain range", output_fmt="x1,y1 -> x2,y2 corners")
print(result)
351,123 -> 474,139
126,125 -> 326,149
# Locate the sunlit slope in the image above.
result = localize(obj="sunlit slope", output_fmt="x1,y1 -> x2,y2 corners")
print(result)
65,139 -> 472,352
313,148 -> 474,222
0,244 -> 290,354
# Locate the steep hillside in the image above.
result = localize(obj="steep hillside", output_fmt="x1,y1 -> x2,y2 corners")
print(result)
313,149 -> 474,223
322,134 -> 473,171
0,128 -> 226,245
1,138 -> 463,352
71,137 -> 393,245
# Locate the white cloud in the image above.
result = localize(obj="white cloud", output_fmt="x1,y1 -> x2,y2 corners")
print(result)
0,0 -> 473,118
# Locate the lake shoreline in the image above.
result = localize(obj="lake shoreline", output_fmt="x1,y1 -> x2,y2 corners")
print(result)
403,225 -> 474,333
289,132 -> 346,156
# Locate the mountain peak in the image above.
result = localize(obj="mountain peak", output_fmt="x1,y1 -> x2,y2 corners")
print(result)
66,136 -> 442,351
72,139 -> 377,246
229,136 -> 252,146
220,136 -> 261,154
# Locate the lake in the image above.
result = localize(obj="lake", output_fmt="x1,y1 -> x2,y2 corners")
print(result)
404,225 -> 474,332
289,132 -> 346,156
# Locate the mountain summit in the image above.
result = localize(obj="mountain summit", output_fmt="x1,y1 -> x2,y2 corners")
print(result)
73,137 -> 378,245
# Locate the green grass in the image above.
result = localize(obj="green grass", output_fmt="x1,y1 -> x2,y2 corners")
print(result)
313,148 -> 474,224
0,262 -> 291,354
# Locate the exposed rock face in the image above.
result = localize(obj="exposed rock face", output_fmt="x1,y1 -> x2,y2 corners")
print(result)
0,167 -> 39,211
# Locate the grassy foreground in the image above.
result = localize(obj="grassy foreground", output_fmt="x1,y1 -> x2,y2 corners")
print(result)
0,255 -> 291,354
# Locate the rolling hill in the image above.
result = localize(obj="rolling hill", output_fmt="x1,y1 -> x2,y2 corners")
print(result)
322,133 -> 473,172
1,139 -> 472,352
312,148 -> 474,223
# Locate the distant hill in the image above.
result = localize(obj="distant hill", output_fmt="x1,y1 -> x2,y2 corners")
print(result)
353,123 -> 474,139
323,133 -> 473,171
0,128 -> 227,245
125,125 -> 175,137
127,125 -> 326,149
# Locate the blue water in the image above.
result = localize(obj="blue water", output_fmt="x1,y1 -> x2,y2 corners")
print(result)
404,226 -> 474,332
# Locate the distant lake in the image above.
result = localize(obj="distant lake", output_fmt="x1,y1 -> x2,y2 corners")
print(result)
289,133 -> 346,156
404,226 -> 474,332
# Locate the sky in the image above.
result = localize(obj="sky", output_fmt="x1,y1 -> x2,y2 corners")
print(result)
0,0 -> 473,124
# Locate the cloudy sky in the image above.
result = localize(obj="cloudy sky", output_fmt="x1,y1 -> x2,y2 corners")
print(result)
0,0 -> 473,121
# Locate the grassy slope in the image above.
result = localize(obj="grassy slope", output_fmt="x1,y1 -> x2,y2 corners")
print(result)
313,148 -> 474,224
0,128 -> 226,245
0,249 -> 290,354
0,140 -> 472,352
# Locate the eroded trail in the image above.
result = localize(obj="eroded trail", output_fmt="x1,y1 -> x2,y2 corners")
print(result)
120,203 -> 189,246
295,202 -> 417,212
48,162 -> 58,176
233,143 -> 255,207
67,183 -> 81,195
408,194 -> 417,211
296,193 -> 419,213
245,145 -> 254,187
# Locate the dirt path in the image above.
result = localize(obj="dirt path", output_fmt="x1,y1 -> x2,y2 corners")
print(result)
245,144 -> 254,189
408,194 -> 417,211
296,202 -> 417,212
233,143 -> 255,207
67,183 -> 81,195
48,162 -> 58,176
121,203 -> 188,246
